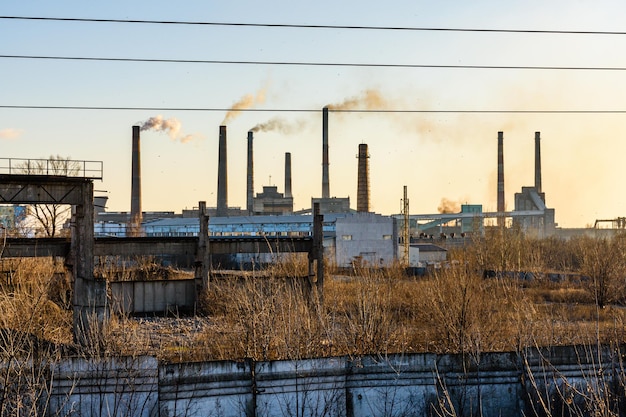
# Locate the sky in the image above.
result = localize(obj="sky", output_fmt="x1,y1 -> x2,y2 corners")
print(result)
2,1 -> 626,228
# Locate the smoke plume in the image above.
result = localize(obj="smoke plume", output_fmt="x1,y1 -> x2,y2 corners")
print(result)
0,128 -> 23,140
139,115 -> 199,143
327,89 -> 387,110
223,87 -> 267,125
438,198 -> 461,214
250,117 -> 307,134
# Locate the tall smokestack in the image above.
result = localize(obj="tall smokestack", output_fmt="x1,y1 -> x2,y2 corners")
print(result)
497,131 -> 505,226
357,143 -> 370,212
534,131 -> 542,194
284,152 -> 292,198
130,125 -> 142,227
246,131 -> 254,214
216,125 -> 228,217
322,107 -> 330,198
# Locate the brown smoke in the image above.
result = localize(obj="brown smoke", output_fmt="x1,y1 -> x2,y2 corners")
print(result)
250,117 -> 306,134
223,87 -> 267,125
327,89 -> 387,110
139,115 -> 199,143
437,198 -> 461,214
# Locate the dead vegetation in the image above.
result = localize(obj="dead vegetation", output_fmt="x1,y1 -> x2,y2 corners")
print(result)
0,232 -> 625,414
1,232 -> 626,365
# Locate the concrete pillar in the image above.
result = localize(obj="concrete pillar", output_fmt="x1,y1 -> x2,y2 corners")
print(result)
311,203 -> 324,302
72,180 -> 107,346
195,201 -> 210,293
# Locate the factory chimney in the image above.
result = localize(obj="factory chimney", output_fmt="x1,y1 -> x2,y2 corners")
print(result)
130,125 -> 143,230
246,131 -> 254,214
534,131 -> 542,194
321,107 -> 330,198
216,125 -> 228,217
284,152 -> 292,198
356,143 -> 370,212
497,131 -> 505,227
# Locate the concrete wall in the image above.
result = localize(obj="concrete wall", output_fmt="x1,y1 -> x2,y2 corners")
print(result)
40,345 -> 626,417
48,356 -> 159,417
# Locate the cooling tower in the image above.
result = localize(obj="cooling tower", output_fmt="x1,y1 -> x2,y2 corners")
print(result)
246,131 -> 254,214
497,131 -> 505,226
130,125 -> 142,226
356,143 -> 370,212
216,125 -> 228,217
322,107 -> 330,198
285,152 -> 292,198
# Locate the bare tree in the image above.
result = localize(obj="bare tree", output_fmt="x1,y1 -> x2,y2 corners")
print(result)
575,235 -> 626,309
17,156 -> 80,237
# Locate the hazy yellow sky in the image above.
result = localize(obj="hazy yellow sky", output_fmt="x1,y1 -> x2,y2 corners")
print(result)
2,1 -> 626,227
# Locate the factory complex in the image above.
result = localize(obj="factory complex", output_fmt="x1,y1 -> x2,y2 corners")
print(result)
87,106 -> 591,270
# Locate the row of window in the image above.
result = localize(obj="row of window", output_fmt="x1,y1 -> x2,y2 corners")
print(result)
342,235 -> 393,241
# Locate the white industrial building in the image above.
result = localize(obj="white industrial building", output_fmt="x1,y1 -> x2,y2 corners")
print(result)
333,212 -> 397,268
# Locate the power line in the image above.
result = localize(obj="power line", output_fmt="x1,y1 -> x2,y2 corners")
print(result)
2,105 -> 626,114
1,16 -> 625,35
2,54 -> 625,71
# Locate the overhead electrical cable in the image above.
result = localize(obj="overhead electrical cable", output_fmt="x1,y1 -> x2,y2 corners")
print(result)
0,16 -> 625,35
1,105 -> 625,114
1,54 -> 625,71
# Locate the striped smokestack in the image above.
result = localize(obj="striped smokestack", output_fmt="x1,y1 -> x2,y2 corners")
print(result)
284,152 -> 292,198
216,125 -> 228,217
130,125 -> 142,227
246,131 -> 254,214
322,107 -> 330,198
535,131 -> 542,194
356,143 -> 370,212
497,131 -> 505,226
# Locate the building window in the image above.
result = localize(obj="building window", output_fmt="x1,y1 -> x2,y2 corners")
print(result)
342,235 -> 352,240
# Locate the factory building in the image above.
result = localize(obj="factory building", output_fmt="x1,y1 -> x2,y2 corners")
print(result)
334,212 -> 396,268
512,132 -> 556,236
252,185 -> 293,215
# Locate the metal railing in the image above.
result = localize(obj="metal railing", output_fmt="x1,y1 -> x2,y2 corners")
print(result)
0,158 -> 103,179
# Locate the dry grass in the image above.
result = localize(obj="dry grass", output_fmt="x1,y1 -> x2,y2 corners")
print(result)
2,234 -> 626,365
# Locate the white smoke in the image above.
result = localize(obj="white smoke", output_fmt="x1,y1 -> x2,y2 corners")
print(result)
139,115 -> 199,143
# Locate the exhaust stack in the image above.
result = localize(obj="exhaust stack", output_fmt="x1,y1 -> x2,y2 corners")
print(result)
497,131 -> 505,226
246,131 -> 254,214
535,131 -> 542,194
356,143 -> 370,212
216,125 -> 228,217
130,125 -> 142,228
322,107 -> 330,198
284,152 -> 292,198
